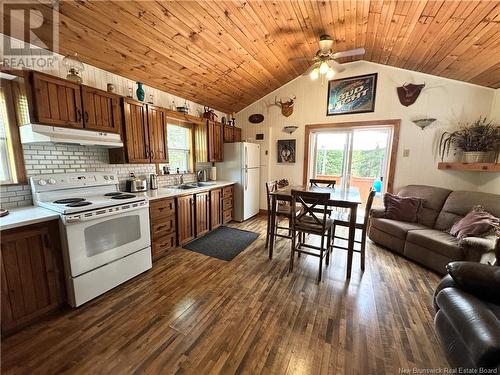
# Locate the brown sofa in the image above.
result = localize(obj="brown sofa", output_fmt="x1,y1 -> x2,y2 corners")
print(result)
368,185 -> 499,274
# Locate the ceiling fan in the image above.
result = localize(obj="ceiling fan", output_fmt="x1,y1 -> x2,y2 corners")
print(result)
290,35 -> 365,80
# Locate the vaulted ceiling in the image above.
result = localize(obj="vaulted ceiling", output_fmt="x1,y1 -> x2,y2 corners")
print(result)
10,1 -> 500,112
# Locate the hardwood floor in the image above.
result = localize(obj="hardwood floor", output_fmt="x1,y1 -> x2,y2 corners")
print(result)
1,215 -> 447,374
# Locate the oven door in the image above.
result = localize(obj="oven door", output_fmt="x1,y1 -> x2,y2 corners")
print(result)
64,205 -> 151,277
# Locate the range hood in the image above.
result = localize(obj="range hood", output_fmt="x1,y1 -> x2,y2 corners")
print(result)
20,124 -> 124,148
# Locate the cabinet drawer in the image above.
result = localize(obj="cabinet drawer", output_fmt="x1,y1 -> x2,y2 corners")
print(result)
223,209 -> 232,224
151,215 -> 176,239
150,199 -> 175,220
152,232 -> 176,261
223,186 -> 233,198
222,197 -> 232,211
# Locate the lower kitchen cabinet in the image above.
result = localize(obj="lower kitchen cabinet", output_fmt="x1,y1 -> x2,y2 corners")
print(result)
1,220 -> 66,336
195,192 -> 210,237
210,188 -> 222,230
176,195 -> 195,245
223,185 -> 234,223
149,198 -> 176,261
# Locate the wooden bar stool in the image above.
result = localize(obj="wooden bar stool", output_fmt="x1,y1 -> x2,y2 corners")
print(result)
265,180 -> 298,249
331,189 -> 376,271
289,190 -> 334,282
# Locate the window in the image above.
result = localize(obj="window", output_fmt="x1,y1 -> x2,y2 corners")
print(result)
167,124 -> 192,173
0,79 -> 25,184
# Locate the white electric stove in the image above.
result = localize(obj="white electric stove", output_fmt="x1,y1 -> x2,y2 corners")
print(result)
31,172 -> 152,307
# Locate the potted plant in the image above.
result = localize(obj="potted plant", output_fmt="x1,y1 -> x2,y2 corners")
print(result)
438,117 -> 500,163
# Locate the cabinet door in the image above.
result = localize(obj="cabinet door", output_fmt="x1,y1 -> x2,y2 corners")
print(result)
81,86 -> 121,133
207,121 -> 217,162
195,192 -> 210,237
214,122 -> 223,161
123,98 -> 150,163
233,127 -> 242,142
1,221 -> 64,335
147,105 -> 168,163
32,73 -> 83,128
177,195 -> 195,245
210,188 -> 222,230
223,125 -> 234,143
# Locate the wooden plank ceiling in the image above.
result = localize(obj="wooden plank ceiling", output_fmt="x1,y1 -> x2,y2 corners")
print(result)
16,1 -> 500,112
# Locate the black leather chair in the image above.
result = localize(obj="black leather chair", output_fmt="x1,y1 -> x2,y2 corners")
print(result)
433,261 -> 500,371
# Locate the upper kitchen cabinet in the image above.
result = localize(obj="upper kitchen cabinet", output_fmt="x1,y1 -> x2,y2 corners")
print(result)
29,72 -> 121,134
223,124 -> 242,143
147,105 -> 168,164
194,120 -> 223,163
110,99 -> 168,164
31,72 -> 84,129
81,86 -> 121,133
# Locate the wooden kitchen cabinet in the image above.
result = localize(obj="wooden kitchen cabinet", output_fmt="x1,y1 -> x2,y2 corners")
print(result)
147,105 -> 168,163
1,221 -> 65,336
149,198 -> 176,261
81,86 -> 121,133
195,192 -> 210,237
31,72 -> 84,129
223,124 -> 242,143
111,99 -> 168,164
176,195 -> 195,245
223,185 -> 234,223
195,120 -> 223,162
210,188 -> 223,230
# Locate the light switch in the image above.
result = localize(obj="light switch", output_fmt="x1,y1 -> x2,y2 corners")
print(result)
403,149 -> 410,157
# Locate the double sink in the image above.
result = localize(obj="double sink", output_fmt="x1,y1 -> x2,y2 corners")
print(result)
173,181 -> 217,190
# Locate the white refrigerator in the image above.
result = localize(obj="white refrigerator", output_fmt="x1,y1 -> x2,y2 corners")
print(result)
216,142 -> 260,222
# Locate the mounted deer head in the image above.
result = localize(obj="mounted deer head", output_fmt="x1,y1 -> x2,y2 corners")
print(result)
275,95 -> 296,117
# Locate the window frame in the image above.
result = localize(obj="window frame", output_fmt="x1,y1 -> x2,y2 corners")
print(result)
0,73 -> 27,186
166,121 -> 194,173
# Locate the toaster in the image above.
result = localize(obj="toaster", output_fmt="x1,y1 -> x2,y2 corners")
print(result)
125,173 -> 147,193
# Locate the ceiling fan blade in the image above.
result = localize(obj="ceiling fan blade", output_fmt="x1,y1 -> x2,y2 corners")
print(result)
288,56 -> 311,62
328,60 -> 346,73
302,63 -> 319,76
332,48 -> 365,59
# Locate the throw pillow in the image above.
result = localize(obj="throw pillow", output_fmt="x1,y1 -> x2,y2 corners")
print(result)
383,193 -> 423,223
449,206 -> 499,239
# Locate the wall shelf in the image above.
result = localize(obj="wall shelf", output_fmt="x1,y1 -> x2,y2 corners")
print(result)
438,162 -> 500,172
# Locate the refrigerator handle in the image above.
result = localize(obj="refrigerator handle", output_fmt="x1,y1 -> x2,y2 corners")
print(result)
245,169 -> 248,190
244,146 -> 248,169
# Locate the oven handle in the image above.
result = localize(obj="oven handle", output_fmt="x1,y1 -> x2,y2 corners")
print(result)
63,201 -> 149,224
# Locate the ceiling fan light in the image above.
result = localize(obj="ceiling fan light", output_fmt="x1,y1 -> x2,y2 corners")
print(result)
326,69 -> 335,80
310,68 -> 319,80
319,61 -> 329,75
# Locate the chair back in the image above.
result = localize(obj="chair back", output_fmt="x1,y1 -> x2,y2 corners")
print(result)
265,180 -> 277,212
309,178 -> 335,188
291,190 -> 330,232
363,189 -> 376,227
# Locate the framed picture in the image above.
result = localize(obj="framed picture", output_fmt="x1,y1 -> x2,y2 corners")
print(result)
326,73 -> 378,116
277,139 -> 296,163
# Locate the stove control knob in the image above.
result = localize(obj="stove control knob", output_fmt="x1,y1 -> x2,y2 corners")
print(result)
104,176 -> 109,180
48,178 -> 56,185
38,179 -> 47,186
109,175 -> 115,180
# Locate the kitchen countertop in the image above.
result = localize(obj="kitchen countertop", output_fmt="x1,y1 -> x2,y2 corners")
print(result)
143,180 -> 236,201
0,206 -> 60,231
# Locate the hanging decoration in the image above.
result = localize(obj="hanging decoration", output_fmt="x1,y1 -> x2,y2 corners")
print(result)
397,83 -> 425,106
412,118 -> 437,130
274,95 -> 296,117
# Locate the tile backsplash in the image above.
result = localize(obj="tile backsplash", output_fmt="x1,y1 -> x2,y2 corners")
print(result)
0,143 -> 208,209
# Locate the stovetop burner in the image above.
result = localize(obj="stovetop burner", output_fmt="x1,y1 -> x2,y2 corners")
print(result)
53,198 -> 85,204
110,194 -> 136,200
104,192 -> 123,197
66,201 -> 93,207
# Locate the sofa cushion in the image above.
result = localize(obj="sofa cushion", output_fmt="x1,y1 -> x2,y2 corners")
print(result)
383,193 -> 423,222
397,185 -> 452,227
370,217 -> 428,239
406,229 -> 463,259
435,191 -> 500,231
446,262 -> 500,304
